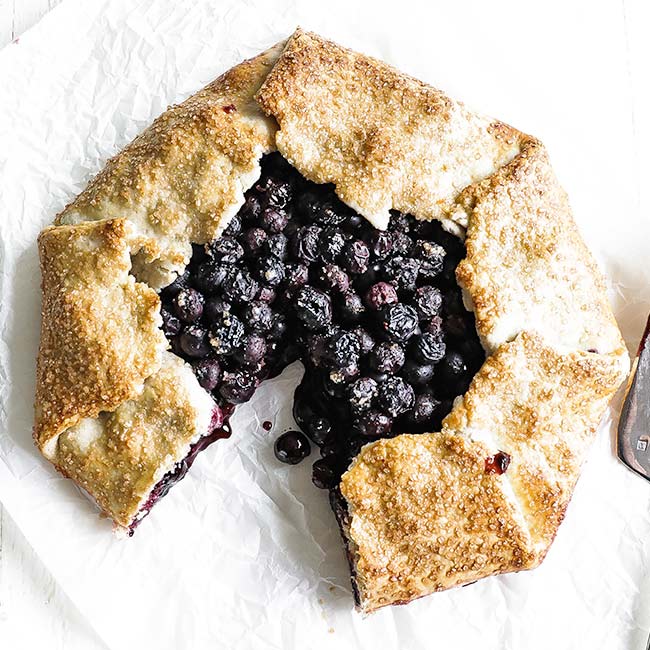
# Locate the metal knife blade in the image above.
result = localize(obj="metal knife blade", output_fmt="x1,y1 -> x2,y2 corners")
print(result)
617,316 -> 650,480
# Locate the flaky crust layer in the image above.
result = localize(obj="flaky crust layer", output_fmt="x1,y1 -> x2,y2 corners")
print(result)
34,29 -> 628,610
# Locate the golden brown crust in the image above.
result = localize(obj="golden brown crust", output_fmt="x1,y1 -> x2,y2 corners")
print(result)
54,353 -> 215,528
34,218 -> 167,457
342,332 -> 626,612
256,29 -> 524,230
56,43 -> 283,289
456,139 -> 626,357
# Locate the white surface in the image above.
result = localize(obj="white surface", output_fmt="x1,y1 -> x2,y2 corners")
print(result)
0,1 -> 650,649
0,7 -> 106,650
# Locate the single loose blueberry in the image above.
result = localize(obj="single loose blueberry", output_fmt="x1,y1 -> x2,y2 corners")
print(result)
274,430 -> 311,465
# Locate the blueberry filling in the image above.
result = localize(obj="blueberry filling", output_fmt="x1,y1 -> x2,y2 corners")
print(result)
142,153 -> 485,528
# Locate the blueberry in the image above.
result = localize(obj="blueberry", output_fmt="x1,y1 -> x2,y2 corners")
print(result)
411,332 -> 446,364
342,239 -> 370,275
317,264 -> 350,293
320,440 -> 342,458
179,325 -> 211,358
234,334 -> 267,366
366,231 -> 393,259
380,303 -> 419,342
391,231 -> 414,256
239,193 -> 262,221
219,370 -> 257,404
401,359 -> 435,385
192,358 -> 222,391
328,362 -> 360,386
284,263 -> 309,290
409,393 -> 440,426
345,213 -> 363,230
294,286 -> 332,331
293,389 -> 318,433
208,313 -> 245,355
364,282 -> 398,310
425,316 -> 444,337
383,257 -> 420,292
255,255 -> 285,287
274,431 -> 311,465
291,225 -> 322,264
263,233 -> 288,260
222,268 -> 259,303
162,268 -> 191,298
377,376 -> 415,416
161,307 -> 181,337
261,207 -> 289,234
326,330 -> 360,369
242,227 -> 268,255
268,313 -> 288,341
204,296 -> 232,324
413,240 -> 445,278
312,457 -> 340,489
223,215 -> 241,237
256,285 -> 277,304
318,227 -> 347,262
209,236 -> 244,263
194,261 -> 230,294
256,177 -> 292,209
348,377 -> 378,414
173,288 -> 204,323
414,285 -> 443,320
368,342 -> 405,374
353,410 -> 393,438
354,327 -> 376,355
242,301 -> 273,333
338,291 -> 365,324
307,417 -> 333,446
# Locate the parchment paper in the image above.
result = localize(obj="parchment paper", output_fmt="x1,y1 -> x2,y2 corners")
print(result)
1,1 -> 650,648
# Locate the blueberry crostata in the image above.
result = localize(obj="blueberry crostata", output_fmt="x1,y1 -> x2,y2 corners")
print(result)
33,29 -> 629,612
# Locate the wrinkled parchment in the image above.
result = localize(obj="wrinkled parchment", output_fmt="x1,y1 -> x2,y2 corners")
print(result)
1,1 -> 650,649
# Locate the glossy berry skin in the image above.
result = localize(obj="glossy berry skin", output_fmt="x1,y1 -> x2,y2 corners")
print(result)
338,291 -> 365,324
353,410 -> 393,438
368,342 -> 405,374
210,236 -> 244,263
383,256 -> 419,292
294,286 -> 332,331
161,307 -> 181,337
261,207 -> 289,233
274,431 -> 311,465
209,313 -> 245,356
194,262 -> 230,295
219,371 -> 257,404
179,325 -> 211,358
413,285 -> 443,320
409,393 -> 440,426
256,255 -> 285,287
222,269 -> 259,303
306,417 -> 333,446
312,457 -> 340,489
413,240 -> 445,278
348,376 -> 378,414
242,227 -> 268,255
326,330 -> 361,369
411,332 -> 446,364
401,359 -> 435,385
291,225 -> 322,264
193,358 -> 222,391
377,376 -> 415,417
173,288 -> 204,323
342,239 -> 370,275
364,282 -> 398,311
380,303 -> 419,342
